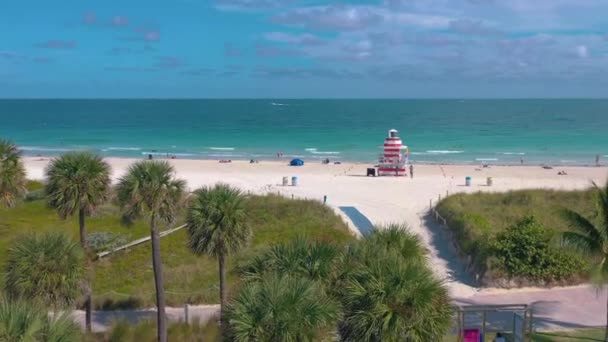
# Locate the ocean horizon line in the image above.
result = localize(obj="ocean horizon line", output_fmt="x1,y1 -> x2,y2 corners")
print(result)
2,97 -> 608,101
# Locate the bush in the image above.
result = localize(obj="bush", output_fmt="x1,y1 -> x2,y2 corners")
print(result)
86,232 -> 129,254
490,216 -> 583,284
24,189 -> 46,202
436,189 -> 596,286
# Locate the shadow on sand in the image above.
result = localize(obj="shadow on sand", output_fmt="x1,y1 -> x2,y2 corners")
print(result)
421,212 -> 477,287
339,207 -> 375,236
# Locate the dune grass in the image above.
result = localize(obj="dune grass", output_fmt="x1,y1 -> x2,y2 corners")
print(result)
436,188 -> 597,284
0,182 -> 354,308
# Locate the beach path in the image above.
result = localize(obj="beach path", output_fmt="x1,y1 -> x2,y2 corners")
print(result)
24,158 -> 608,330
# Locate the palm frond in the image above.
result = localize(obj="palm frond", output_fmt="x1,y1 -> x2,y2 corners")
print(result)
116,161 -> 185,224
44,151 -> 111,218
186,183 -> 251,258
561,208 -> 603,251
0,139 -> 27,208
227,274 -> 341,342
4,233 -> 85,308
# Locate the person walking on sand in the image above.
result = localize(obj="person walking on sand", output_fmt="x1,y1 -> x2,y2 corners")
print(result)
409,164 -> 414,179
520,156 -> 524,165
597,154 -> 601,167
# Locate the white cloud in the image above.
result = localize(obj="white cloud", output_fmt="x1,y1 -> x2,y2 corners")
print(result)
576,45 -> 589,58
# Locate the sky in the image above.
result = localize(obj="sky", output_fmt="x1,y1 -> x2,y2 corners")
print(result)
1,0 -> 608,98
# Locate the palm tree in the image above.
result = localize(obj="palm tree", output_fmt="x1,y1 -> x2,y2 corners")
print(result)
0,139 -> 27,208
562,180 -> 608,341
186,183 -> 251,335
227,274 -> 341,341
338,229 -> 452,341
0,297 -> 81,342
365,223 -> 428,265
239,237 -> 341,285
44,151 -> 111,331
4,232 -> 85,309
117,160 -> 185,342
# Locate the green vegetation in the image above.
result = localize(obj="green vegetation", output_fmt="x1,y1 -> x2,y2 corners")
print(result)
491,216 -> 583,283
436,188 -> 597,285
186,184 -> 252,335
5,232 -> 84,309
45,151 -> 112,332
0,139 -> 27,208
0,298 -> 81,342
0,184 -> 353,308
228,274 -> 341,341
230,225 -> 453,341
116,160 -> 187,342
561,180 -> 608,341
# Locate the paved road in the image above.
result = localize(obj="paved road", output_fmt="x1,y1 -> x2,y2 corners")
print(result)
456,286 -> 607,331
70,305 -> 220,332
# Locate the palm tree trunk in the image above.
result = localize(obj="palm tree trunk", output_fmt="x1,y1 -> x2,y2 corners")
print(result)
150,214 -> 167,342
219,252 -> 227,336
79,208 -> 92,333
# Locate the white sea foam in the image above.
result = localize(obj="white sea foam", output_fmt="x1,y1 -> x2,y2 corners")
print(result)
311,151 -> 340,155
410,152 -> 432,155
502,152 -> 526,155
105,147 -> 142,151
271,102 -> 288,106
208,153 -> 245,158
476,158 -> 498,161
426,150 -> 464,154
305,148 -> 317,152
142,152 -> 168,156
208,147 -> 235,151
20,146 -> 74,152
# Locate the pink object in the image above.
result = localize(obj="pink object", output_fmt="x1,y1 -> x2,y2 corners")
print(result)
463,329 -> 480,342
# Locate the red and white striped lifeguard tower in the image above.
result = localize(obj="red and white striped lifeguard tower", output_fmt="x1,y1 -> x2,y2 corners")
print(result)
378,129 -> 408,176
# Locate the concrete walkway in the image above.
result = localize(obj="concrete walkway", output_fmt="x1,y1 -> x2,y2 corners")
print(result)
71,305 -> 220,333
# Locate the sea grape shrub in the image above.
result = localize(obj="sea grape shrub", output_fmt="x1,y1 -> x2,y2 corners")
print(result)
86,232 -> 128,254
490,216 -> 583,284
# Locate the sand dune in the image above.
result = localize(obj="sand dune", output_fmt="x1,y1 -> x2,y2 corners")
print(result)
24,157 -> 608,298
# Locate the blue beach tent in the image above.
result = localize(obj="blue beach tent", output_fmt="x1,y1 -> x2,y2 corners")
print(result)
290,158 -> 304,166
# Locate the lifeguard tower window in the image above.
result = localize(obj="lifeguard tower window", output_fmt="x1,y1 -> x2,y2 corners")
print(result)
389,130 -> 397,138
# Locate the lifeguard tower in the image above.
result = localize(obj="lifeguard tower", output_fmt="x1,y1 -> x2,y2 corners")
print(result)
378,129 -> 408,176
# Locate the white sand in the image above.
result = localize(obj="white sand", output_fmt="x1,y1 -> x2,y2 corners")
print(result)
24,157 -> 608,298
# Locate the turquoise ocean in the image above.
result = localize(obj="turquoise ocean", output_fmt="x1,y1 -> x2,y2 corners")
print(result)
1,99 -> 607,165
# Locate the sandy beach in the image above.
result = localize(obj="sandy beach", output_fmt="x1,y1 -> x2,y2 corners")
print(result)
23,157 -> 608,300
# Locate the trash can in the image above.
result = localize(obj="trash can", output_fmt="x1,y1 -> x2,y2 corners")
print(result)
292,176 -> 298,186
282,177 -> 288,186
465,176 -> 472,186
487,177 -> 493,186
367,168 -> 376,177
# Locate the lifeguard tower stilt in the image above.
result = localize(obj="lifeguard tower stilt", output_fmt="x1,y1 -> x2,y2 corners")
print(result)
378,129 -> 408,176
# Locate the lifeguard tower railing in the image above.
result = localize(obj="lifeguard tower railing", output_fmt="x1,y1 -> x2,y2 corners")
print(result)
454,304 -> 533,342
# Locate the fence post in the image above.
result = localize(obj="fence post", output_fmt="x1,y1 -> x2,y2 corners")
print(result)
184,303 -> 189,325
429,199 -> 432,210
481,311 -> 486,340
528,309 -> 534,342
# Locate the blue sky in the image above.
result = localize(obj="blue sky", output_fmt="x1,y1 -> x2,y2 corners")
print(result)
1,0 -> 607,98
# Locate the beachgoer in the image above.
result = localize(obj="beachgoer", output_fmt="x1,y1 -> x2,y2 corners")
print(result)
494,332 -> 506,342
409,164 -> 414,178
597,154 -> 601,167
520,156 -> 524,165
